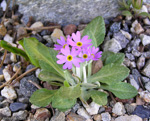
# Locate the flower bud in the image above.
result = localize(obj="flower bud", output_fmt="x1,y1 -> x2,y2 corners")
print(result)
132,0 -> 143,9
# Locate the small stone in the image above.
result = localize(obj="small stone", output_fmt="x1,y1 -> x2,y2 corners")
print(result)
130,61 -> 136,68
139,91 -> 150,103
12,110 -> 28,120
123,58 -> 131,67
101,112 -> 111,121
2,68 -> 11,82
93,114 -> 101,121
72,103 -> 80,113
141,76 -> 150,84
31,104 -> 40,109
137,56 -> 145,70
51,28 -> 65,43
19,75 -> 39,97
0,107 -> 11,117
34,108 -> 51,121
110,22 -> 121,33
10,53 -> 17,63
13,62 -> 22,74
63,24 -> 77,35
77,108 -> 91,119
77,24 -> 87,31
142,60 -> 150,78
131,20 -> 144,34
30,21 -> 44,32
142,51 -> 150,58
84,102 -> 101,115
66,112 -> 86,121
132,105 -> 150,119
145,82 -> 150,92
4,34 -> 14,43
1,0 -> 7,11
112,102 -> 126,116
125,53 -> 135,61
104,38 -> 122,53
129,75 -> 139,90
43,35 -> 53,44
18,97 -> 29,103
132,50 -> 141,57
17,27 -> 27,38
0,75 -> 4,81
143,18 -> 150,25
9,102 -> 28,112
1,53 -> 11,64
98,106 -> 105,113
138,5 -> 148,13
35,68 -> 41,78
140,34 -> 150,46
1,86 -> 17,100
50,111 -> 65,121
25,64 -> 35,76
120,30 -> 132,40
115,115 -> 142,121
113,31 -> 129,48
125,103 -> 137,114
0,24 -> 7,36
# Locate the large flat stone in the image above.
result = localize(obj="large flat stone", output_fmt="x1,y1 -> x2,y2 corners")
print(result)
16,0 -> 120,25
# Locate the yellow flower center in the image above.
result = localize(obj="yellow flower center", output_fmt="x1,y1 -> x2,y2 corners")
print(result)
76,42 -> 82,47
63,44 -> 67,48
83,54 -> 88,59
67,55 -> 73,61
91,54 -> 95,58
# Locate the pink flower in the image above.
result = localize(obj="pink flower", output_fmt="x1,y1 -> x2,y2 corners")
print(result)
54,37 -> 68,51
79,48 -> 91,62
90,47 -> 102,61
68,31 -> 92,50
56,46 -> 81,69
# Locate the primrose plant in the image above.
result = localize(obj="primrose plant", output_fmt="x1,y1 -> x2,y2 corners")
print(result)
0,16 -> 138,111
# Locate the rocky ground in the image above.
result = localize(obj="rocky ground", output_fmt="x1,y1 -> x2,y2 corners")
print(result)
0,1 -> 150,121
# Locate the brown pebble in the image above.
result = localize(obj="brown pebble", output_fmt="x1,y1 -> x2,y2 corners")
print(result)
63,24 -> 77,35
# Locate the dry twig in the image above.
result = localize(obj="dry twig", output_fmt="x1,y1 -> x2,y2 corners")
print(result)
24,26 -> 61,31
109,91 -> 116,103
0,50 -> 7,69
28,80 -> 42,89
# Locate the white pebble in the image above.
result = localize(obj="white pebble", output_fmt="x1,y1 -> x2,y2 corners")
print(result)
112,102 -> 126,115
4,34 -> 14,44
0,0 -> 7,11
77,108 -> 91,119
140,34 -> 150,46
3,68 -> 11,82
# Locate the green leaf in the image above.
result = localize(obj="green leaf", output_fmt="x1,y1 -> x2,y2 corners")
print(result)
23,37 -> 64,77
80,89 -> 91,101
122,10 -> 132,17
38,70 -> 64,82
90,90 -> 108,105
88,64 -> 130,85
139,12 -> 150,19
0,40 -> 29,61
101,51 -> 114,63
101,82 -> 138,99
29,88 -> 56,107
58,85 -> 81,99
105,53 -> 125,65
64,80 -> 70,87
82,16 -> 105,47
52,93 -> 76,111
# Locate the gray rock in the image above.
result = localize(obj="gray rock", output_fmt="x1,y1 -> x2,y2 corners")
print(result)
140,34 -> 150,46
67,113 -> 86,121
3,34 -> 14,44
72,103 -> 80,113
125,53 -> 135,61
43,35 -> 53,44
130,61 -> 136,68
25,64 -> 35,76
112,102 -> 126,116
19,75 -> 39,97
132,49 -> 141,57
137,56 -> 145,70
142,60 -> 150,78
17,0 -> 120,25
104,38 -> 122,53
50,110 -> 65,121
1,53 -> 11,64
125,103 -> 137,114
9,102 -> 28,112
0,106 -> 11,117
142,51 -> 150,58
113,31 -> 129,48
129,75 -> 140,90
110,22 -> 121,33
115,115 -> 142,121
145,82 -> 150,92
141,76 -> 150,84
101,112 -> 111,121
77,108 -> 91,119
12,110 -> 28,120
123,58 -> 131,67
99,107 -> 105,113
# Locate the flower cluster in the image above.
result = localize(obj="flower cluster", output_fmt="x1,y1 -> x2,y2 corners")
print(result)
54,31 -> 102,69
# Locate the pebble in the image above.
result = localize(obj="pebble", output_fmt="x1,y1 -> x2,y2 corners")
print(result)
4,34 -> 14,43
51,28 -> 66,43
132,105 -> 150,119
143,18 -> 150,25
17,27 -> 27,38
9,102 -> 28,112
112,102 -> 126,115
120,30 -> 132,40
12,110 -> 28,120
142,60 -> 150,78
145,82 -> 150,92
50,111 -> 65,121
83,102 -> 101,115
10,53 -> 17,63
35,68 -> 41,78
139,91 -> 150,103
124,103 -> 137,114
129,75 -> 139,90
113,31 -> 129,48
101,112 -> 111,121
13,62 -> 22,74
31,104 -> 40,109
2,68 -> 12,82
142,51 -> 150,58
103,38 -> 122,53
1,53 -> 11,64
125,53 -> 135,61
63,24 -> 77,35
43,35 -> 53,44
140,34 -> 150,46
19,74 -> 39,97
0,106 -> 11,117
0,75 -> 4,81
93,114 -> 102,121
34,108 -> 51,121
77,108 -> 91,119
130,61 -> 136,68
138,5 -> 148,13
137,56 -> 145,70
1,86 -> 17,100
141,76 -> 150,84
25,64 -> 35,76
30,21 -> 44,32
115,115 -> 142,121
0,0 -> 7,11
110,22 -> 121,33
66,112 -> 86,121
131,20 -> 144,34
72,103 -> 80,113
132,50 -> 141,57
123,58 -> 131,67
